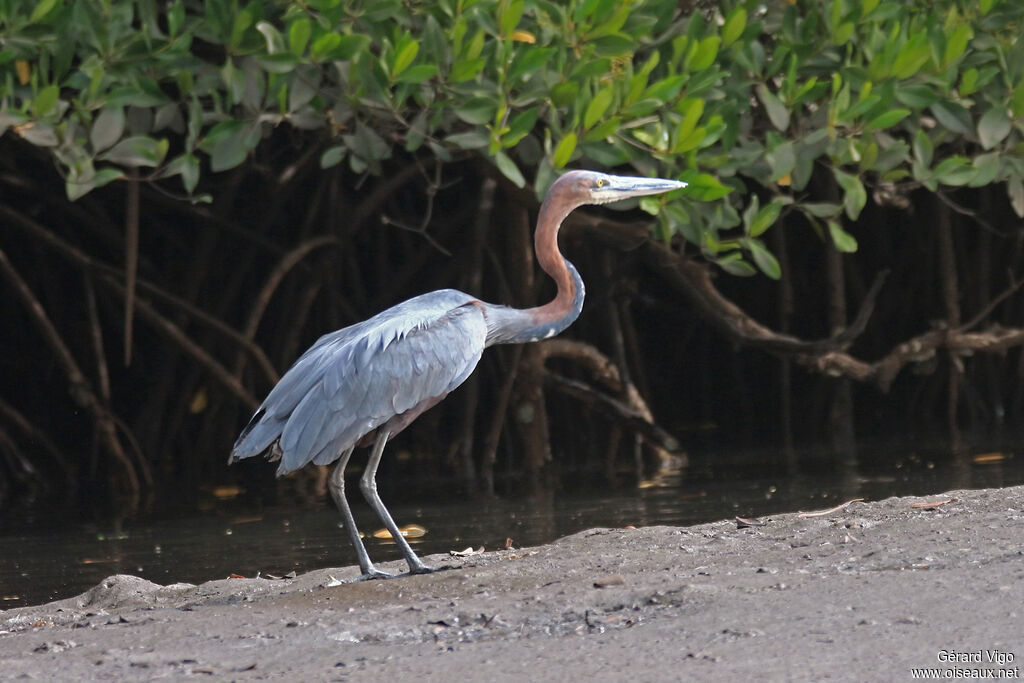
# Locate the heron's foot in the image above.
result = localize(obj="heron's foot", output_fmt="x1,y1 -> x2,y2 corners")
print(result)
352,567 -> 395,582
406,562 -> 438,575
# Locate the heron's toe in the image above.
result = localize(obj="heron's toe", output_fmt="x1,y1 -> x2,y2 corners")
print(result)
352,568 -> 395,581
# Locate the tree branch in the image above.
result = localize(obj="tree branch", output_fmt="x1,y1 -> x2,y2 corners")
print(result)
571,213 -> 1024,393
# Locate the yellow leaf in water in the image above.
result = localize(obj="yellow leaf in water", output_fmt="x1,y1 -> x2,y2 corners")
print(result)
972,452 -> 1008,464
16,60 -> 30,85
189,387 -> 208,413
373,524 -> 427,539
212,485 -> 244,499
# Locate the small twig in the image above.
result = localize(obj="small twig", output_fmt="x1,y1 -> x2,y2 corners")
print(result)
124,170 -> 140,365
0,396 -> 75,490
935,189 -> 1003,236
910,497 -> 956,510
1,204 -> 278,384
957,271 -> 1024,333
100,278 -> 259,411
797,498 -> 864,518
545,372 -> 682,454
0,247 -> 140,504
235,235 -> 339,378
380,160 -> 452,256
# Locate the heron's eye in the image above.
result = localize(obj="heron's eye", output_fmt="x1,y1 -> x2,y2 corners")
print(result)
596,178 -> 606,188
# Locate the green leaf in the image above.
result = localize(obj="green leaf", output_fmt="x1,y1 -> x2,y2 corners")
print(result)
446,131 -> 489,150
978,107 -> 1011,150
451,58 -> 486,82
500,0 -> 525,36
551,82 -> 580,108
891,34 -> 930,79
895,84 -> 939,109
833,168 -> 867,220
504,108 -> 539,147
181,153 -> 200,193
584,87 -> 614,130
201,122 -> 260,172
943,24 -> 972,66
33,84 -> 59,116
747,200 -> 783,237
168,0 -> 185,35
392,39 -> 419,78
677,171 -> 731,201
757,85 -> 789,131
959,68 -> 979,96
833,22 -> 854,45
160,153 -> 200,193
827,220 -> 858,253
493,151 -> 525,188
800,202 -> 842,218
66,162 -> 97,201
746,239 -> 781,279
969,152 -> 1000,188
394,64 -> 438,84
722,7 -> 747,48
930,101 -> 974,137
93,167 -> 125,190
582,117 -> 621,143
511,48 -> 557,81
90,107 -> 125,153
913,129 -> 933,168
689,36 -> 720,72
552,132 -> 577,168
316,34 -> 369,61
289,18 -> 312,56
933,155 -> 976,186
256,21 -> 285,53
838,94 -> 881,123
866,108 -> 910,131
674,126 -> 706,154
1012,80 -> 1024,119
1008,176 -> 1024,218
766,141 -> 796,182
257,53 -> 300,74
592,34 -> 634,57
29,0 -> 58,23
454,97 -> 496,125
718,254 -> 757,277
99,136 -> 168,167
320,145 -> 345,169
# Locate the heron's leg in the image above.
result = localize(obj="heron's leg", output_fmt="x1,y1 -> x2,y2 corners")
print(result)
327,446 -> 393,580
360,428 -> 435,575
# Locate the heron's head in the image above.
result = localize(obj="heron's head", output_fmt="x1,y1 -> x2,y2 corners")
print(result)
552,170 -> 687,208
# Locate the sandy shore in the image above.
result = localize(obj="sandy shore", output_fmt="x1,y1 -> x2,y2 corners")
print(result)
2,486 -> 1022,681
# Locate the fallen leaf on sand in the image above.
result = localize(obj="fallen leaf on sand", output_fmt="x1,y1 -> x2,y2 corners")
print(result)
593,574 -> 626,588
450,547 -> 484,557
910,498 -> 956,510
798,498 -> 864,518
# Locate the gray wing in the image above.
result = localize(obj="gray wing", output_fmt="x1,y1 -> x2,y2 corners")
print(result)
230,290 -> 487,475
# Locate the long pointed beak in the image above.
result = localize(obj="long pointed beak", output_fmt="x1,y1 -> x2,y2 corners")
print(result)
599,175 -> 687,202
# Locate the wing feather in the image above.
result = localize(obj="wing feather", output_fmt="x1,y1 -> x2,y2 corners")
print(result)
230,290 -> 487,475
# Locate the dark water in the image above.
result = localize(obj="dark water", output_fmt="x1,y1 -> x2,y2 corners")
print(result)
2,439 -> 1022,609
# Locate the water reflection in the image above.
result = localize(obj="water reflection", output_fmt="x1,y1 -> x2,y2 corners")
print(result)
1,439 -> 1021,609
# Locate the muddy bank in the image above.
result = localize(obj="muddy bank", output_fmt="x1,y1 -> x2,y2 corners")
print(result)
2,486 -> 1022,681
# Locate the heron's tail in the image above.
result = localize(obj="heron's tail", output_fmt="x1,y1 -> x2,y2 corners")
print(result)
228,408 -> 280,464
